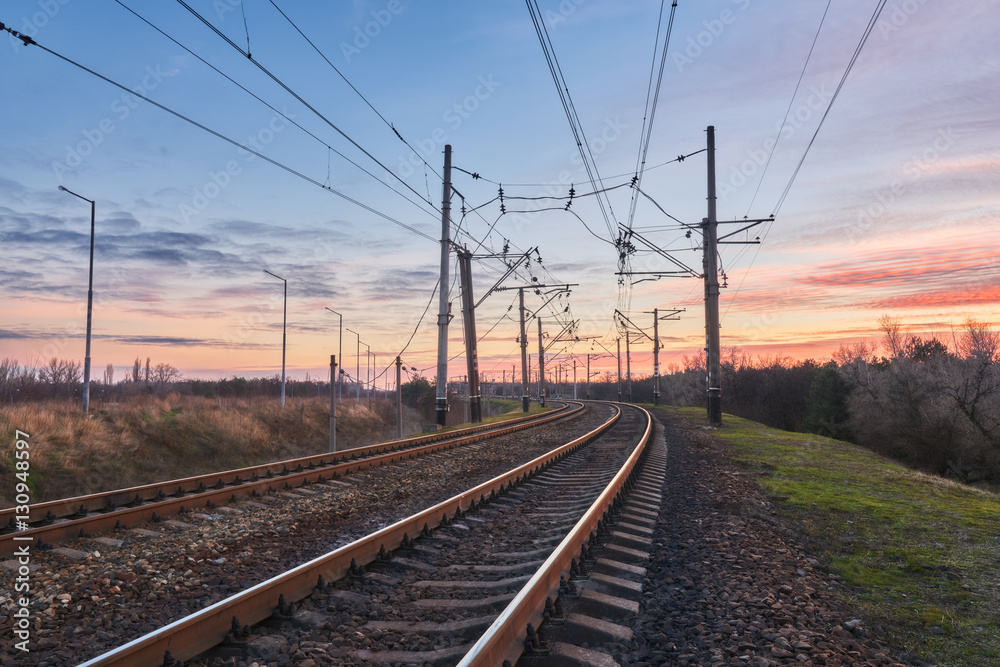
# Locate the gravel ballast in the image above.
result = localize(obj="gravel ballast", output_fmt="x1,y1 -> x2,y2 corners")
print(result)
623,409 -> 919,667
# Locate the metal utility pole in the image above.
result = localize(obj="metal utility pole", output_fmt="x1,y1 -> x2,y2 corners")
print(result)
537,318 -> 546,407
586,353 -> 591,399
625,334 -> 632,403
645,307 -> 684,406
329,355 -> 337,452
573,358 -> 577,399
346,328 -> 361,403
325,308 -> 343,403
704,126 -> 722,425
435,144 -> 453,427
457,248 -> 482,422
58,186 -> 95,414
616,338 -> 622,402
365,345 -> 371,402
653,310 -> 659,406
395,356 -> 402,439
263,270 -> 287,406
519,288 -> 530,412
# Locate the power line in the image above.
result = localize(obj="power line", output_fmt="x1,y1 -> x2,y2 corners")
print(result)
266,0 -> 442,182
526,0 -> 618,241
452,148 -> 704,188
746,0 -> 832,215
2,24 -> 438,243
174,0 -> 438,212
723,1 -> 887,322
113,1 -> 440,222
626,0 -> 678,233
772,0 -> 888,214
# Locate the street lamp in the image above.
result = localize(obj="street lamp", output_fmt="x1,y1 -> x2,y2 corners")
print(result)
325,308 -> 343,403
262,270 -> 287,406
346,328 -> 361,403
58,186 -> 95,415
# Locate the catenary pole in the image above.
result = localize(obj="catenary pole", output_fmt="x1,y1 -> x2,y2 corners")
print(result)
617,338 -> 622,402
519,288 -> 529,412
395,356 -> 402,439
705,126 -> 722,425
435,145 -> 453,427
537,317 -> 546,407
653,309 -> 660,406
329,355 -> 337,452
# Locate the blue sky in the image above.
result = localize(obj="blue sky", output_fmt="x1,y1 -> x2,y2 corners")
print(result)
2,0 -> 999,385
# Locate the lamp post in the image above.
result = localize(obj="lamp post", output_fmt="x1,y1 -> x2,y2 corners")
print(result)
58,186 -> 95,415
346,328 -> 361,403
325,308 -> 343,403
262,270 -> 287,406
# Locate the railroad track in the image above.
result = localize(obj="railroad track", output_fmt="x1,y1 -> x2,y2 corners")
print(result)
77,402 -> 662,667
0,402 -> 579,557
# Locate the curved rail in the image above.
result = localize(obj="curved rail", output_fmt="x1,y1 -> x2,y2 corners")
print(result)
457,403 -> 653,666
78,403 -> 623,666
0,402 -> 581,556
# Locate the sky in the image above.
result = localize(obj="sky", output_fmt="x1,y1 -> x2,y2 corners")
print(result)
2,0 -> 999,388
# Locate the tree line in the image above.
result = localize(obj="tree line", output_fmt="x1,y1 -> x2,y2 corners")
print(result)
4,318 -> 997,484
654,317 -> 999,485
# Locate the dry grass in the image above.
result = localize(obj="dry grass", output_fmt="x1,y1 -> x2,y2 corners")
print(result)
0,395 -> 423,506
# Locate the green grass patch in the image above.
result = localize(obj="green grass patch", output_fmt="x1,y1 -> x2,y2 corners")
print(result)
667,407 -> 1000,667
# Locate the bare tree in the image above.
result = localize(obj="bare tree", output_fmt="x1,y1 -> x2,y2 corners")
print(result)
152,362 -> 181,388
946,319 -> 1000,452
878,315 -> 905,358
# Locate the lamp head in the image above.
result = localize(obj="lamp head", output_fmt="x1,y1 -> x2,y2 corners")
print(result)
58,186 -> 67,192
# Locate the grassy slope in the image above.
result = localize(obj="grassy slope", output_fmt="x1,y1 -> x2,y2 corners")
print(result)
667,407 -> 1000,666
0,396 -> 548,506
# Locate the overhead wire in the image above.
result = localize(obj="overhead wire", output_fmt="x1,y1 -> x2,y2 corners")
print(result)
625,0 -> 678,233
745,0 -> 832,215
526,0 -> 618,242
1,25 -> 438,243
772,0 -> 889,215
173,0 -> 439,212
266,0 -> 442,182
113,1 -> 440,222
723,0 -> 888,323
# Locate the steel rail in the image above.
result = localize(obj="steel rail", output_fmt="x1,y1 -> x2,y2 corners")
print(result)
1,402 -> 581,556
457,403 -> 654,667
77,404 -> 622,666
